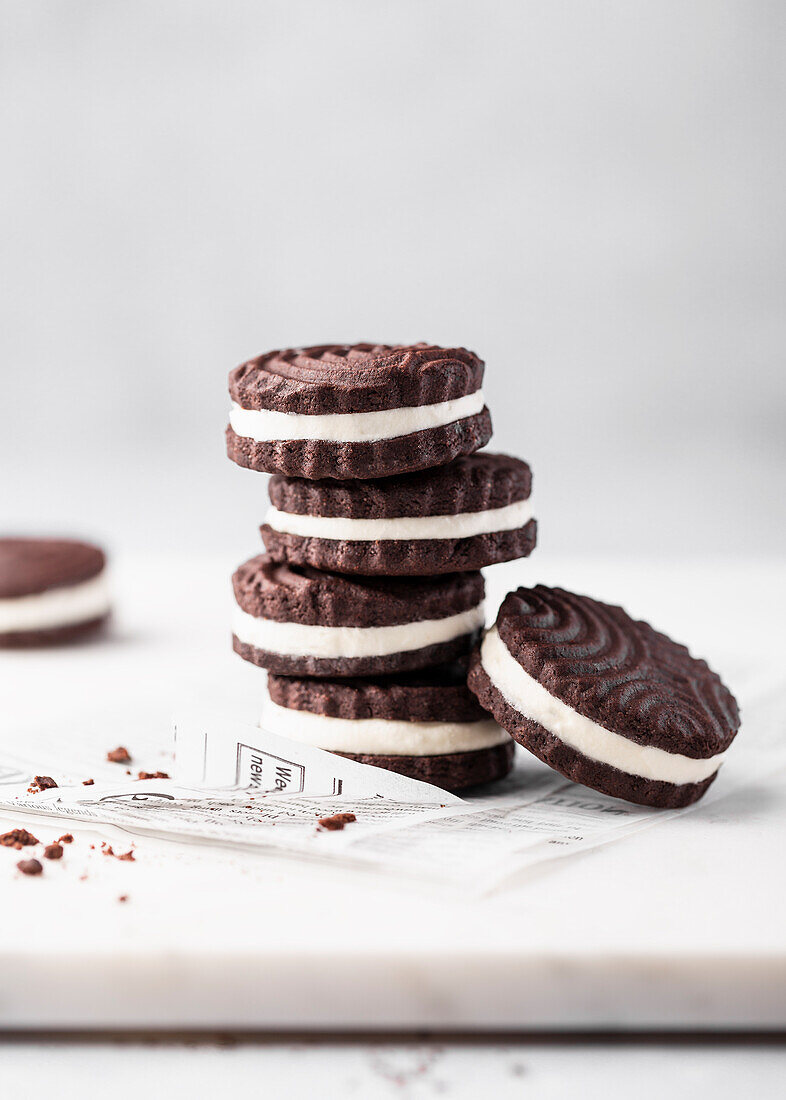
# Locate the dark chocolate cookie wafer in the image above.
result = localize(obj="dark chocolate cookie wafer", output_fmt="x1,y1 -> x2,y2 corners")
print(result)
227,343 -> 492,479
468,586 -> 740,808
261,453 -> 536,576
233,554 -> 485,677
265,664 -> 514,790
336,745 -> 514,790
0,538 -> 110,647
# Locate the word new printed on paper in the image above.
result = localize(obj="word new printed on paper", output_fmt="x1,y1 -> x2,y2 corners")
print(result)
173,712 -> 460,805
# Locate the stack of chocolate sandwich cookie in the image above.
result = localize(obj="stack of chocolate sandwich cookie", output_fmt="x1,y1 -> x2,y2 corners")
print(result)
227,343 -> 537,790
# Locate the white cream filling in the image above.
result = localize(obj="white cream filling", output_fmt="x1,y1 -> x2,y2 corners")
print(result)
480,627 -> 726,786
0,573 -> 110,633
262,698 -> 509,756
264,496 -> 534,542
229,390 -> 485,443
233,602 -> 485,659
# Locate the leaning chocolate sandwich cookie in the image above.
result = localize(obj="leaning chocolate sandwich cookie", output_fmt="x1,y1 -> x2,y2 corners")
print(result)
227,343 -> 492,480
233,555 -> 485,677
0,537 -> 110,646
468,586 -> 740,808
264,665 -> 515,790
261,452 -> 536,576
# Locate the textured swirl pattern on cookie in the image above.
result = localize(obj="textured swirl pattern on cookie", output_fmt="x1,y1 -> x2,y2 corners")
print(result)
496,586 -> 739,758
233,554 -> 484,627
229,343 -> 484,414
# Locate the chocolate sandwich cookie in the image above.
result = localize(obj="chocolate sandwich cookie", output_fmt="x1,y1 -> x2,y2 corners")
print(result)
265,665 -> 514,790
468,586 -> 740,808
226,343 -> 492,480
261,453 -> 536,576
232,554 -> 485,677
0,537 -> 110,647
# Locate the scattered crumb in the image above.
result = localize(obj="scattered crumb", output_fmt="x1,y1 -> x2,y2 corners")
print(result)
82,778 -> 94,786
33,775 -> 58,790
1,828 -> 39,849
17,858 -> 43,876
106,746 -> 131,764
79,873 -> 88,882
137,771 -> 170,780
102,844 -> 135,862
58,834 -> 74,844
118,895 -> 129,903
44,843 -> 64,860
317,812 -> 357,831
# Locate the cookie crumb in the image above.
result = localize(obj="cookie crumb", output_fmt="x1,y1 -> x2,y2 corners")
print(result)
33,775 -> 58,790
1,828 -> 39,848
137,771 -> 170,780
107,746 -> 131,764
17,858 -> 43,876
44,843 -> 63,860
118,894 -> 129,903
317,812 -> 357,831
58,834 -> 74,844
103,844 -> 135,862
82,778 -> 94,786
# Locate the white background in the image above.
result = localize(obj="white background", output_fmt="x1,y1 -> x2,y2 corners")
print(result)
2,0 -> 784,561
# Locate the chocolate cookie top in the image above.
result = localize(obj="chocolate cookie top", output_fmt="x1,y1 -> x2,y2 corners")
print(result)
268,662 -> 488,723
0,538 -> 105,599
229,343 -> 484,415
268,452 -> 531,520
233,555 -> 484,628
494,586 -> 740,759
